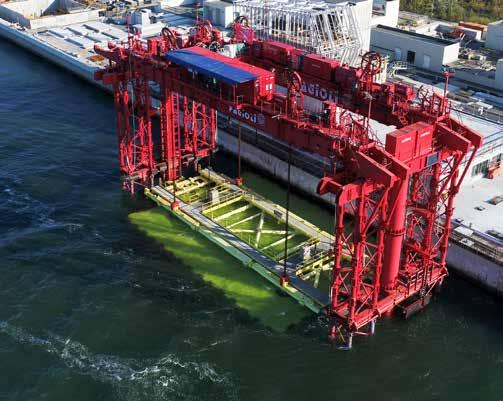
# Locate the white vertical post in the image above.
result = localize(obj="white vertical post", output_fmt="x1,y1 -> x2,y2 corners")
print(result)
347,333 -> 353,350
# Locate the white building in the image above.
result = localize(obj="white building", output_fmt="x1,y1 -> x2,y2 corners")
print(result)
344,0 -> 373,51
233,0 -> 363,65
459,112 -> 503,186
202,0 -> 400,66
0,0 -> 100,29
371,0 -> 399,28
486,20 -> 503,52
371,24 -> 460,72
203,1 -> 234,28
497,59 -> 503,91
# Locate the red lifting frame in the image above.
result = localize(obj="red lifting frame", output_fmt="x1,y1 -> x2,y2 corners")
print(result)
318,145 -> 409,346
397,117 -> 482,296
159,82 -> 181,182
105,65 -> 155,193
328,182 -> 390,342
94,34 -> 483,348
182,97 -> 217,167
95,44 -> 218,188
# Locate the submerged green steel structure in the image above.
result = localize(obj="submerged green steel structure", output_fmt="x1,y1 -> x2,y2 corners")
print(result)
145,169 -> 334,314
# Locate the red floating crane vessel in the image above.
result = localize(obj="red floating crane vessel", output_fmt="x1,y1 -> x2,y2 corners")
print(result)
94,18 -> 482,347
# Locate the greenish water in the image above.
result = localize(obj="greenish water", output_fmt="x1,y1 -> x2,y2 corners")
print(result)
129,207 -> 309,331
1,39 -> 503,401
202,198 -> 310,259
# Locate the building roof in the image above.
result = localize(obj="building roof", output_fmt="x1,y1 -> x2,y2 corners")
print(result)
453,174 -> 503,236
457,111 -> 503,140
204,1 -> 233,10
165,47 -> 258,85
374,24 -> 457,46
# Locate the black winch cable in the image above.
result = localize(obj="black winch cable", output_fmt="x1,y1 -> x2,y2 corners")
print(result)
282,145 -> 292,283
238,123 -> 242,176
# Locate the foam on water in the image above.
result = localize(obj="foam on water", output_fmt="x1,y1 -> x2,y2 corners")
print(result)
1,187 -> 55,225
0,186 -> 84,248
0,321 -> 237,401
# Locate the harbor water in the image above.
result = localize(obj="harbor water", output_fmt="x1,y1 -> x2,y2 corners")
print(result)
1,39 -> 503,401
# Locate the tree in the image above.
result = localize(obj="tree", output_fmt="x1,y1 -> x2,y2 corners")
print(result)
400,0 -> 500,24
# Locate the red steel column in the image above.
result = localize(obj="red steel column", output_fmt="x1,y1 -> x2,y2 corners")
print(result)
159,71 -> 183,183
329,199 -> 345,341
372,191 -> 388,310
381,175 -> 409,291
112,80 -> 129,181
330,202 -> 345,312
422,163 -> 441,281
439,165 -> 458,267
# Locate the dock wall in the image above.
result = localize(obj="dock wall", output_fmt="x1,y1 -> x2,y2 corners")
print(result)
446,242 -> 503,296
0,20 -> 103,87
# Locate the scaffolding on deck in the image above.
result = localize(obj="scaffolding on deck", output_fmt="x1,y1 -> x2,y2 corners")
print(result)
233,0 -> 362,65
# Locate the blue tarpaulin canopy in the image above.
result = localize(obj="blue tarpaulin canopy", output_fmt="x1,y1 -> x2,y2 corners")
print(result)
165,48 -> 257,85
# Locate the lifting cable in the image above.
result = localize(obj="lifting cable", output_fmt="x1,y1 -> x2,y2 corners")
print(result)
126,16 -> 137,169
172,176 -> 178,206
237,120 -> 242,182
282,144 -> 292,283
329,175 -> 338,307
206,105 -> 213,181
171,95 -> 178,208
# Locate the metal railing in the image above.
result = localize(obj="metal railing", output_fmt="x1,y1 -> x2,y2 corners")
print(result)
201,190 -> 243,213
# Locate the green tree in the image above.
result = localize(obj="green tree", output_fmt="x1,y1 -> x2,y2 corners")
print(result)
401,0 -> 500,24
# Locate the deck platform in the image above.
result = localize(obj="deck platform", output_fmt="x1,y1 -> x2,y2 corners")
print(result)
145,169 -> 334,313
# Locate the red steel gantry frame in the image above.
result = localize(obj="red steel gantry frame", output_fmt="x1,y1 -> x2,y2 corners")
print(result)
101,36 -> 217,193
94,26 -> 482,347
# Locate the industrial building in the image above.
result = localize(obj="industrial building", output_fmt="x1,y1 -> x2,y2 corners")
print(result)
202,0 -> 401,66
203,0 -> 233,28
371,12 -> 503,93
232,0 -> 363,65
0,0 -> 100,29
449,58 -> 503,93
370,0 -> 399,28
486,20 -> 503,52
370,24 -> 460,72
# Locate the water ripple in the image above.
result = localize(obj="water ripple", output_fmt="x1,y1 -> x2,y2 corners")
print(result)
0,321 -> 237,401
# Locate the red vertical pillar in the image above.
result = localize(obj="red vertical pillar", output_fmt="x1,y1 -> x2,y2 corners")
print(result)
159,78 -> 178,182
192,101 -> 198,156
329,198 -> 345,342
422,163 -> 441,282
381,174 -> 409,291
112,80 -> 128,178
348,189 -> 366,328
143,76 -> 155,184
210,108 -> 216,149
372,190 -> 388,310
331,201 -> 345,312
439,165 -> 458,267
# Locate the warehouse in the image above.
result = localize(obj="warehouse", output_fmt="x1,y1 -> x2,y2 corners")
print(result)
370,24 -> 459,72
486,20 -> 503,52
